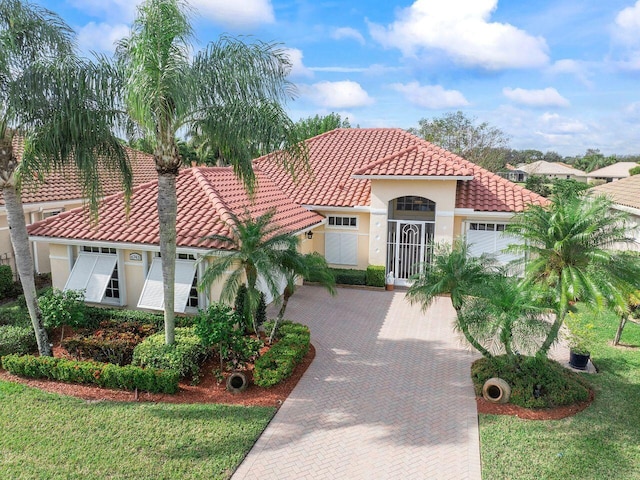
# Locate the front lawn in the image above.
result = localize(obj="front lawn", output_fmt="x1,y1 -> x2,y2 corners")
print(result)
479,307 -> 640,479
0,380 -> 274,479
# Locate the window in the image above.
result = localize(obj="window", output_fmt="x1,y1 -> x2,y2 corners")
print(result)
64,252 -> 118,303
138,258 -> 197,312
396,196 -> 435,212
82,246 -> 117,254
469,223 -> 505,232
187,274 -> 199,309
327,216 -> 358,228
154,252 -> 196,260
42,209 -> 62,219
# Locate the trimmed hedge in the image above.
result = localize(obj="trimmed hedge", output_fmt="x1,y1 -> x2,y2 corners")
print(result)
132,327 -> 208,379
254,322 -> 310,388
1,354 -> 178,394
365,265 -> 385,287
0,325 -> 37,356
84,307 -> 167,330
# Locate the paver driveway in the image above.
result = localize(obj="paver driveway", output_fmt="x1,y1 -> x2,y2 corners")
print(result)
232,286 -> 482,480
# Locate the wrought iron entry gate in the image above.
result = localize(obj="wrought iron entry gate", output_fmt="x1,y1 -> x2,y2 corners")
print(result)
386,220 -> 434,285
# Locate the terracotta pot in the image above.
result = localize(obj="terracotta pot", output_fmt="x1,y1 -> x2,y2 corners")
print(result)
385,284 -> 394,291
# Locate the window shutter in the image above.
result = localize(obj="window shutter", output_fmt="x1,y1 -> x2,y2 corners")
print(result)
137,257 -> 196,312
64,253 -> 117,303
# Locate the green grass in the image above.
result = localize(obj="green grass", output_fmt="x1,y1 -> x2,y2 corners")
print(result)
0,381 -> 275,479
479,307 -> 640,479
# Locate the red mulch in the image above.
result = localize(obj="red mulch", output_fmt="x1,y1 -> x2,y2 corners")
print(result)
476,388 -> 595,420
0,342 -> 315,408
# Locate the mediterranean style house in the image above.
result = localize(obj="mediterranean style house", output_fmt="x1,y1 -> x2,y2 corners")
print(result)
27,128 -> 547,312
3,136 -> 157,274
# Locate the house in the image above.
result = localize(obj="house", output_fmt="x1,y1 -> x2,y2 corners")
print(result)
587,162 -> 639,184
28,128 -> 547,311
589,174 -> 640,249
3,136 -> 157,274
511,161 -> 587,182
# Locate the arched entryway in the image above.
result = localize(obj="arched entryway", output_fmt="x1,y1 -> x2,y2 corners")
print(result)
386,196 -> 436,285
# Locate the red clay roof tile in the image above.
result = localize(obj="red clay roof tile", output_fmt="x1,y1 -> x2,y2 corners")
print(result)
28,167 -> 324,249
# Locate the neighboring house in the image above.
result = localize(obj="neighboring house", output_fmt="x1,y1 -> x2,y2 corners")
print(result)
498,166 -> 527,183
28,167 -> 322,312
28,128 -> 547,312
513,161 -> 587,182
3,136 -> 157,274
589,175 -> 640,249
587,162 -> 639,184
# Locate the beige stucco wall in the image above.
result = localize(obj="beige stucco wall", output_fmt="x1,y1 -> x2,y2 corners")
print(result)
308,210 -> 370,269
368,179 -> 458,266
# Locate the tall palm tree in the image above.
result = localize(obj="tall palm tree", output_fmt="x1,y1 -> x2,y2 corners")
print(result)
114,0 -> 305,344
0,1 -> 132,356
507,191 -> 640,355
199,209 -> 323,335
406,239 -> 495,356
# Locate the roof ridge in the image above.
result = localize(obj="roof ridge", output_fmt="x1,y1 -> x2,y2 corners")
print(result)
190,168 -> 236,227
353,144 -> 421,175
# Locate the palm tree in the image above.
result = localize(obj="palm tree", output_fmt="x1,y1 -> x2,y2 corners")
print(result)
0,1 -> 132,356
507,191 -> 640,355
458,273 -> 551,357
406,239 -> 495,356
114,0 -> 305,344
199,209 -> 325,335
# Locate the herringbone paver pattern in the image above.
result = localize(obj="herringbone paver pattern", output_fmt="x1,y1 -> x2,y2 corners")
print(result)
232,286 -> 482,480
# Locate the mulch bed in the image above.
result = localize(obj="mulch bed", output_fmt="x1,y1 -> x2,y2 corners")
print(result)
0,344 -> 315,408
476,388 -> 595,420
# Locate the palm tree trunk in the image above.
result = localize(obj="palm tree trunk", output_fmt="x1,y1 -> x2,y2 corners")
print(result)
614,315 -> 627,346
454,307 -> 492,358
4,184 -> 51,356
537,311 -> 565,356
269,285 -> 293,344
157,172 -> 177,345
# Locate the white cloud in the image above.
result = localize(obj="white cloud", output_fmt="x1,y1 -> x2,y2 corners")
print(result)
77,22 -> 130,53
503,87 -> 569,107
301,81 -> 374,109
613,1 -> 640,45
283,48 -> 313,78
190,0 -> 275,29
69,0 -> 142,22
368,0 -> 549,70
540,112 -> 587,134
547,59 -> 594,88
392,82 -> 469,108
332,27 -> 366,45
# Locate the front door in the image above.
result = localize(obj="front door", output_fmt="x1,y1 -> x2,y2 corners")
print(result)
386,220 -> 434,286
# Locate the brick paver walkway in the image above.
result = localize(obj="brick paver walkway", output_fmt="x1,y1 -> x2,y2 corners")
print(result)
232,286 -> 482,479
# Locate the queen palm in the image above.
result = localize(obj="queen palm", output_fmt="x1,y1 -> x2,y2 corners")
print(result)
199,209 -> 330,335
0,1 -> 132,356
115,0 -> 305,344
507,191 -> 640,355
406,239 -> 495,356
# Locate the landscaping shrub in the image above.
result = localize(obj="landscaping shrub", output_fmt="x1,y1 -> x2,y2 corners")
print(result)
0,265 -> 15,299
0,325 -> 37,356
132,327 -> 208,379
471,355 -> 591,409
1,354 -> 178,393
0,305 -> 30,327
365,265 -> 385,287
84,306 -> 168,330
311,268 -> 366,286
38,289 -> 87,331
254,321 -> 310,388
256,292 -> 267,329
62,321 -> 157,366
233,285 -> 249,331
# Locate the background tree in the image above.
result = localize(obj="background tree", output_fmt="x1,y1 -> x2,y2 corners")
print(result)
524,175 -> 551,197
114,0 -> 305,344
409,111 -> 510,172
570,148 -> 617,173
0,0 -> 132,356
507,191 -> 640,355
293,112 -> 351,140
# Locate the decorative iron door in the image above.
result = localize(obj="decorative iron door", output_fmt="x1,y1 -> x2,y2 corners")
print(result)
386,220 -> 434,285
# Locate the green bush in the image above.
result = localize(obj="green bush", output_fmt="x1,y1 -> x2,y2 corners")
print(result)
254,321 -> 310,388
62,321 -> 157,366
84,306 -> 167,330
38,289 -> 86,330
0,265 -> 15,299
255,292 -> 267,329
365,265 -> 385,287
312,268 -> 366,286
0,325 -> 37,356
0,305 -> 30,327
471,355 -> 591,409
132,327 -> 207,379
1,354 -> 178,393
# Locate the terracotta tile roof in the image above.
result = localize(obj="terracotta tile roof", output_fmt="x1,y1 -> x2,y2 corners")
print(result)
4,136 -> 157,205
28,167 -> 324,250
589,174 -> 640,210
255,128 -> 547,212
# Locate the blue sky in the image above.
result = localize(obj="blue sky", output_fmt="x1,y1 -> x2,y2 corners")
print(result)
33,0 -> 640,156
